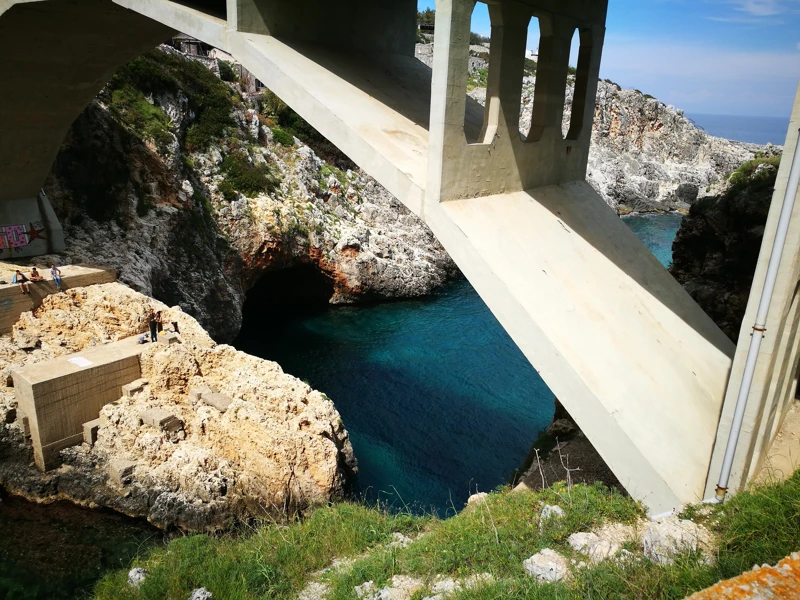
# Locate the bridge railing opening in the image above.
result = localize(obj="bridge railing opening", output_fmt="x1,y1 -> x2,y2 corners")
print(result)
171,0 -> 227,20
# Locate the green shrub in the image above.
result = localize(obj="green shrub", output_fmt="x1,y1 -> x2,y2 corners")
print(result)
523,58 -> 537,76
109,50 -> 237,153
108,83 -> 173,151
271,127 -> 295,147
220,151 -> 279,198
469,32 -> 490,45
467,67 -> 488,91
218,60 -> 236,82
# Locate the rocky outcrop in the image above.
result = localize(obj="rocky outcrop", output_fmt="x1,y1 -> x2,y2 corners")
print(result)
670,159 -> 780,341
36,46 -> 455,342
585,82 -> 777,214
0,283 -> 356,531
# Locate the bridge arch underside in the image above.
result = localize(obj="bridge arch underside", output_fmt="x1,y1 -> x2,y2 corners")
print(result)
0,0 -> 172,256
0,0 -> 743,516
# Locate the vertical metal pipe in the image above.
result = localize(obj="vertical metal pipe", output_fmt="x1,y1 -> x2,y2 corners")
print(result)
716,128 -> 800,501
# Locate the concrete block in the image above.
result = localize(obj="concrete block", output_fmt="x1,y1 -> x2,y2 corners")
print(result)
189,385 -> 213,402
161,333 -> 180,345
202,392 -> 232,413
83,418 -> 101,446
141,407 -> 183,432
21,414 -> 29,437
109,458 -> 137,487
121,378 -> 148,398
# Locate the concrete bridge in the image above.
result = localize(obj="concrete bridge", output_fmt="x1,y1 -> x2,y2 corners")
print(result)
1,0 -> 798,516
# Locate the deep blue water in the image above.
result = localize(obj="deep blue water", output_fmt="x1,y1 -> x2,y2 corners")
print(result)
688,113 -> 789,146
235,213 -> 684,514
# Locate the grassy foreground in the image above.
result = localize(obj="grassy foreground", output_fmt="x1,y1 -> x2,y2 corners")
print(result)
93,473 -> 800,600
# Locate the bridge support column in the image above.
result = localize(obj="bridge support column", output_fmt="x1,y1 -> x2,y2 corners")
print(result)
426,0 -> 607,204
705,85 -> 800,498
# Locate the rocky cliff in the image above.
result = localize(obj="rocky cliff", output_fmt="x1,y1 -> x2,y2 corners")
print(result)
0,283 -> 356,531
670,156 -> 781,341
36,46 -> 456,342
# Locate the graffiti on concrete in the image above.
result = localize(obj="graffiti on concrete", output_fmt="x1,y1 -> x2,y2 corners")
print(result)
0,222 -> 46,251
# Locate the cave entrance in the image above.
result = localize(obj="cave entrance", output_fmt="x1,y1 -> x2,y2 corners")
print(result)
240,264 -> 335,326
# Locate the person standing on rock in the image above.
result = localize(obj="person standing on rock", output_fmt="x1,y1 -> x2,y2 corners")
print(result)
147,308 -> 158,343
50,264 -> 62,290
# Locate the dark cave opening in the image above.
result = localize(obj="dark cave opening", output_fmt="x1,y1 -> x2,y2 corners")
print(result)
239,264 -> 335,325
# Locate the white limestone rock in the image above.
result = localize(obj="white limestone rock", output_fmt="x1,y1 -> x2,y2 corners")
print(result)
466,492 -> 488,506
188,588 -> 213,600
357,576 -> 424,600
538,504 -> 565,531
642,517 -> 701,565
523,548 -> 570,582
127,568 -> 148,588
298,581 -> 329,600
0,283 -> 357,532
568,532 -> 619,564
387,532 -> 414,549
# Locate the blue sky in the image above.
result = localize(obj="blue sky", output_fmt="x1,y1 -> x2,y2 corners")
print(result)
417,0 -> 800,117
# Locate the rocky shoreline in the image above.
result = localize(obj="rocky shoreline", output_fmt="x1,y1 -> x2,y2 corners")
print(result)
0,283 -> 356,531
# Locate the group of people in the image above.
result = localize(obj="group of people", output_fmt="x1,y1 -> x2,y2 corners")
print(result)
13,265 -> 62,295
140,308 -> 179,344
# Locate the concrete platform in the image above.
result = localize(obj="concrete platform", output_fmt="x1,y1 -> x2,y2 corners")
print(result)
12,335 -> 145,470
0,263 -> 115,334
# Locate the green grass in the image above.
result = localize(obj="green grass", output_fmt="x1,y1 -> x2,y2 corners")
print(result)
270,128 -> 295,147
92,474 -> 800,600
467,67 -> 488,92
727,154 -> 781,192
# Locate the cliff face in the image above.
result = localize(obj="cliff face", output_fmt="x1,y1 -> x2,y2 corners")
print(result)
38,47 -> 456,342
670,158 -> 780,341
0,283 -> 356,531
585,82 -> 776,214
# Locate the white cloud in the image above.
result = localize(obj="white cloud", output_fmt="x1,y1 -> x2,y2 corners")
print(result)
732,0 -> 782,16
723,0 -> 800,16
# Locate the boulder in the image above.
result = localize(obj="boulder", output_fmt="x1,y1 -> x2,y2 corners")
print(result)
127,568 -> 148,588
642,517 -> 701,565
523,548 -> 570,582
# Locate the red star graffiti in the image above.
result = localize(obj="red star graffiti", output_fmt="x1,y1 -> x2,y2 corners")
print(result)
26,222 -> 46,243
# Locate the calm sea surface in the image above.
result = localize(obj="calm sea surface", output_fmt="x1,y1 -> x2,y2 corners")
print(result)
2,213 -> 682,599
688,113 -> 789,146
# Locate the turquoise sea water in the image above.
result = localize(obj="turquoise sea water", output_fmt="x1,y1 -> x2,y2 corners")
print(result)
234,212 -> 684,513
